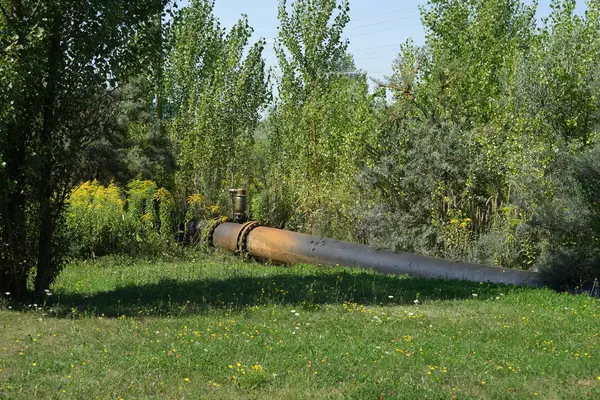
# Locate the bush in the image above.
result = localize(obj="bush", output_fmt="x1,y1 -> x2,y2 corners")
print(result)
522,142 -> 600,285
65,180 -> 179,258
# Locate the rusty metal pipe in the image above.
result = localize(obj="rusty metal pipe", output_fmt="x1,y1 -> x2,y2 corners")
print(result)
212,222 -> 245,253
212,222 -> 543,287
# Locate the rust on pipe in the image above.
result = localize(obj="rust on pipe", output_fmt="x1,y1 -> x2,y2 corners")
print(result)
212,222 -> 543,287
212,222 -> 244,253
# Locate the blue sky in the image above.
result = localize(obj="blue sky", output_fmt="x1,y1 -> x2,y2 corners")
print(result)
182,1 -> 589,81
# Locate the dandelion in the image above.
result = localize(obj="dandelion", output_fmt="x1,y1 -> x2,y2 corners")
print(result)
252,364 -> 263,372
481,381 -> 486,385
184,378 -> 190,382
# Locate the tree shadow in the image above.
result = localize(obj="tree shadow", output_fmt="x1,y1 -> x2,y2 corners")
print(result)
38,269 -> 525,318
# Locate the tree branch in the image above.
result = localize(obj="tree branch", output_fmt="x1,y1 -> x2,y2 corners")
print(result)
0,2 -> 11,20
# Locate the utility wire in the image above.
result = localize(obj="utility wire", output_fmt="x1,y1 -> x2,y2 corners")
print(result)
350,23 -> 422,38
353,54 -> 398,62
348,5 -> 420,23
261,6 -> 421,40
351,43 -> 401,52
346,14 -> 421,31
352,47 -> 402,56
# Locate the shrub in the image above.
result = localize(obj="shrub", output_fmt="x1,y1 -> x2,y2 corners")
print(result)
65,179 -> 180,258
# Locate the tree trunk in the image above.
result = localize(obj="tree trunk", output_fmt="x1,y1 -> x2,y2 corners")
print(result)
0,192 -> 28,296
0,0 -> 31,297
154,2 -> 164,120
34,207 -> 55,295
34,7 -> 62,295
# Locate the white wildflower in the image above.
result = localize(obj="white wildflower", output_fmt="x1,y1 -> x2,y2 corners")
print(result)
388,295 -> 394,299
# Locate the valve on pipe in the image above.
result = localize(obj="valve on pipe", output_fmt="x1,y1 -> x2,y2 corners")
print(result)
229,188 -> 248,224
211,221 -> 544,288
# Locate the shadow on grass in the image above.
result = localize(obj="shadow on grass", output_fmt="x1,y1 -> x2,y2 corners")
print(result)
37,268 -> 525,318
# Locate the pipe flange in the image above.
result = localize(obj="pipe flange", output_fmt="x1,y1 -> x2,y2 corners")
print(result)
206,217 -> 230,247
236,221 -> 263,255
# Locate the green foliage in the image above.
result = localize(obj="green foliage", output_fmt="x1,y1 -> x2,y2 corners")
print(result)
167,0 -> 269,202
0,0 -> 172,295
361,0 -> 600,285
64,180 -> 179,258
267,0 -> 376,235
3,0 -> 600,291
80,77 -> 177,188
517,142 -> 600,284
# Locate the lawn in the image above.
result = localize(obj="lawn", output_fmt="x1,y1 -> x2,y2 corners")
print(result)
1,253 -> 599,399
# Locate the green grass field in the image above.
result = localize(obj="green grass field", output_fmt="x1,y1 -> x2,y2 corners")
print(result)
1,253 -> 599,399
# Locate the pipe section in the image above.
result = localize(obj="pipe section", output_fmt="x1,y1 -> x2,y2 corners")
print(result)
212,222 -> 543,287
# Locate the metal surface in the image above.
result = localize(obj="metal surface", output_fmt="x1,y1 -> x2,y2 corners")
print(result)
212,223 -> 543,287
212,221 -> 262,254
212,222 -> 245,253
229,188 -> 248,224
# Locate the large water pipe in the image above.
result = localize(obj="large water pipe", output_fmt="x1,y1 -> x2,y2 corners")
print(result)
211,221 -> 543,287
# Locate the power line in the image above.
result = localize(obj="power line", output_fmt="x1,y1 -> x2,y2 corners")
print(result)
351,43 -> 401,52
348,6 -> 420,23
352,47 -> 401,56
352,41 -> 425,54
350,23 -> 422,38
353,54 -> 397,62
261,6 -> 422,40
346,14 -> 421,31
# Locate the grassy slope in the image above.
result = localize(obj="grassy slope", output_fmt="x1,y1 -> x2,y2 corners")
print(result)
1,253 -> 599,399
